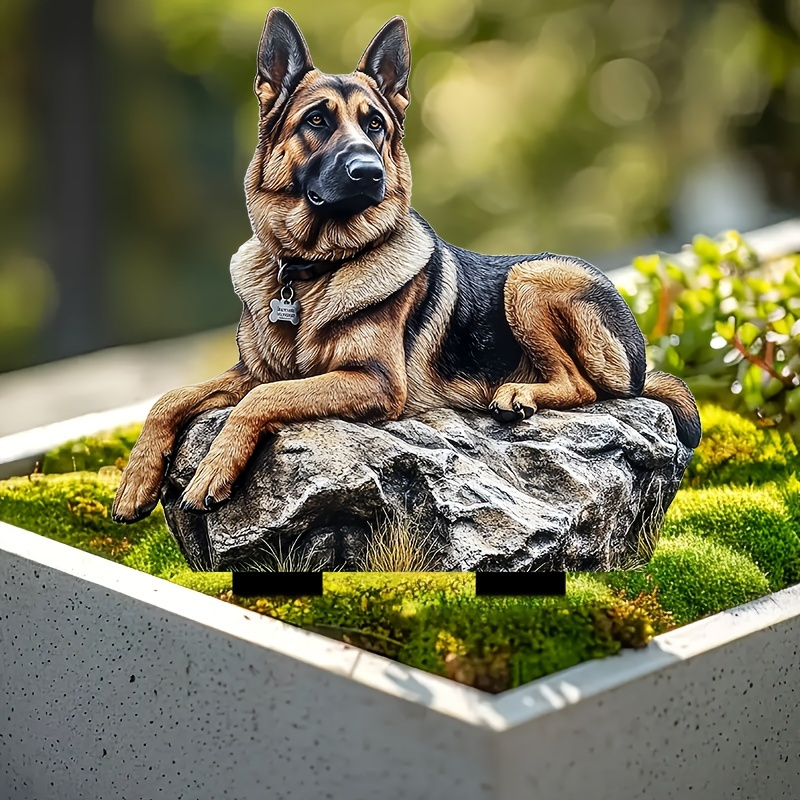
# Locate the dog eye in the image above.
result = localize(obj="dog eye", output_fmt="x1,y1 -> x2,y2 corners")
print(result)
307,113 -> 325,127
368,116 -> 384,131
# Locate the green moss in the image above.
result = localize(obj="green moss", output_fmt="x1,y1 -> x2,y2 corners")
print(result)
685,405 -> 800,487
0,472 -> 169,562
324,571 -> 474,596
780,475 -> 800,532
223,573 -> 670,692
123,529 -> 186,579
664,485 -> 800,591
41,424 -> 142,474
170,570 -> 232,595
604,533 -> 770,625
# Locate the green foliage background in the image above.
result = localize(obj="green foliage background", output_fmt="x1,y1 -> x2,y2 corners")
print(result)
1,0 -> 800,370
623,233 -> 800,438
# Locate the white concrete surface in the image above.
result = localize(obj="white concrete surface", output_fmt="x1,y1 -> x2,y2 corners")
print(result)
1,519 -> 799,799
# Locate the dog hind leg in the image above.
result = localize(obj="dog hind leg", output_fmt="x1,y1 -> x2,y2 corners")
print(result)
490,257 -> 642,421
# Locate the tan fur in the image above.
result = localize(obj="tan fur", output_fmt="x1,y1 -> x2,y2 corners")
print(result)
499,257 -> 632,410
643,371 -> 698,422
113,365 -> 258,518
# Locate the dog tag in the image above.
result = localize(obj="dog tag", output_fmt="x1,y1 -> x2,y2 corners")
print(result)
269,296 -> 300,325
269,277 -> 300,326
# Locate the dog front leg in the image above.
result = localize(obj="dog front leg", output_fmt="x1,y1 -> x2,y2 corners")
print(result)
178,367 -> 404,511
112,363 -> 259,522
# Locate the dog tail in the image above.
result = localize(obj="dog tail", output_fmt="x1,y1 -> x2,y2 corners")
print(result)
642,371 -> 701,449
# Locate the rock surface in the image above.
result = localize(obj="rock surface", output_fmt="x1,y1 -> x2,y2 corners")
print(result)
160,398 -> 693,573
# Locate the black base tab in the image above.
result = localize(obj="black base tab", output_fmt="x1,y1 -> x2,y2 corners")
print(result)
231,571 -> 323,597
475,571 -> 566,596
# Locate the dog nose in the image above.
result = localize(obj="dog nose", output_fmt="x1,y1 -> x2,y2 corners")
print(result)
345,155 -> 383,183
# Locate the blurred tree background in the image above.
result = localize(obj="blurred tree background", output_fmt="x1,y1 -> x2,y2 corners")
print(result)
1,0 -> 800,373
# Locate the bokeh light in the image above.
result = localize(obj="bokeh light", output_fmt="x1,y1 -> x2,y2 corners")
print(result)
1,0 -> 799,371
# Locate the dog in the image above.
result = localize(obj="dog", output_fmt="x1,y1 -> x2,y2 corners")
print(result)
112,8 -> 701,523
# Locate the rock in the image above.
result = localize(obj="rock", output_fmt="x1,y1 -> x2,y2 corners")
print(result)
160,398 -> 693,573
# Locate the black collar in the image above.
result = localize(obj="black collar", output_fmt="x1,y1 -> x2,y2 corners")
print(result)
278,240 -> 380,283
278,257 -> 343,282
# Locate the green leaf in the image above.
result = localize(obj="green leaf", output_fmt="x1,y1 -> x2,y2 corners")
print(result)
715,318 -> 736,341
737,322 -> 761,348
763,377 -> 785,400
692,235 -> 721,264
632,254 -> 660,278
772,314 -> 793,336
742,363 -> 765,410
785,388 -> 800,415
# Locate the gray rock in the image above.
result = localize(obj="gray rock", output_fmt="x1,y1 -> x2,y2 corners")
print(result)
160,398 -> 693,573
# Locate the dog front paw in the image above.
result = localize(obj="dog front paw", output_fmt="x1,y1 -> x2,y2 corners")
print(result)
178,455 -> 238,514
112,458 -> 165,523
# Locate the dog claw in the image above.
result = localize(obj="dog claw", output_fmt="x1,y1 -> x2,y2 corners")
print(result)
490,406 -> 519,424
111,499 -> 158,525
178,492 -> 228,514
203,494 -> 226,511
490,398 -> 536,424
178,497 -> 201,513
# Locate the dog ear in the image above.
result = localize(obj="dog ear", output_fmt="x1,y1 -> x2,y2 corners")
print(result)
255,8 -> 314,118
356,17 -> 411,119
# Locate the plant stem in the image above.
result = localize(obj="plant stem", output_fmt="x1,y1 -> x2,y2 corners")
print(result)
731,334 -> 794,387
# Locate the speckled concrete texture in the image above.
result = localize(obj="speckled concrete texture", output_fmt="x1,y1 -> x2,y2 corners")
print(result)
496,615 -> 800,798
0,528 -> 492,800
2,520 -> 799,800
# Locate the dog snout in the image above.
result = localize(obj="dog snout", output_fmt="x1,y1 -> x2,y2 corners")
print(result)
345,154 -> 384,183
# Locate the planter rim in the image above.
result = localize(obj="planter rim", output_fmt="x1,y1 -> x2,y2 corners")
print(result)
2,517 -> 799,733
608,216 -> 800,292
0,397 -> 157,475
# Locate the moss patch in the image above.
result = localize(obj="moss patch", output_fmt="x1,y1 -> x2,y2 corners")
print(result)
663,484 -> 800,591
0,470 -> 167,562
223,572 -> 672,692
41,424 -> 143,474
170,570 -> 232,595
603,533 -> 770,625
685,405 -> 800,487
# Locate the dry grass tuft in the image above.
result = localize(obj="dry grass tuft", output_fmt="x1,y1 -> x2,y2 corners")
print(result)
358,505 -> 443,572
237,535 -> 331,573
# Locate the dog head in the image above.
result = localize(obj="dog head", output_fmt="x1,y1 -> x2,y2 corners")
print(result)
245,9 -> 413,261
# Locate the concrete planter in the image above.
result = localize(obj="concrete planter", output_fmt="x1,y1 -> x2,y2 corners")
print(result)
1,520 -> 798,800
1,409 -> 800,799
2,220 -> 800,798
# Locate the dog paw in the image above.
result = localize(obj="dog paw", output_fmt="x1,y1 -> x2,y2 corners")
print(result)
179,460 -> 236,514
489,385 -> 537,423
112,464 -> 163,523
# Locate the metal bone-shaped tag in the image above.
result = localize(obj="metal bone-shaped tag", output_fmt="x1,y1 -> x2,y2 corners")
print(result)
269,262 -> 300,325
269,296 -> 300,325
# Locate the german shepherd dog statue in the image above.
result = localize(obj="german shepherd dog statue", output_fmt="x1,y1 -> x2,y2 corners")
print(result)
113,8 -> 700,523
